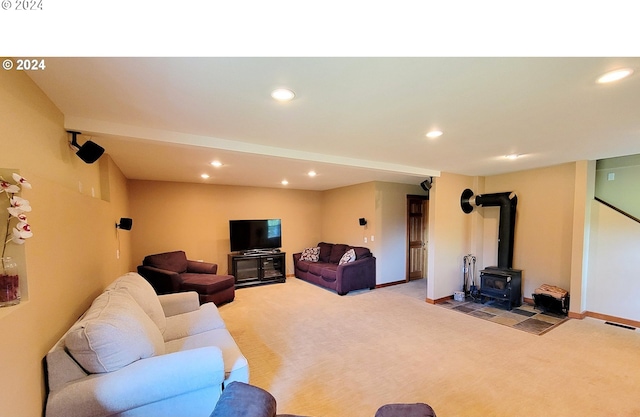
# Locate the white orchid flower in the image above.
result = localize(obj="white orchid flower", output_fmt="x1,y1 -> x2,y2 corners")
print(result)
11,228 -> 26,244
14,222 -> 33,239
11,173 -> 31,189
8,196 -> 32,217
0,180 -> 20,194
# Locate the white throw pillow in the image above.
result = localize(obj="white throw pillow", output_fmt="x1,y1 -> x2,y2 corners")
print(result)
300,247 -> 320,262
108,272 -> 167,333
339,248 -> 356,265
65,289 -> 165,373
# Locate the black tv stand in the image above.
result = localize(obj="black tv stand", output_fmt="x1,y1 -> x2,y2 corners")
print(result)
228,252 -> 286,289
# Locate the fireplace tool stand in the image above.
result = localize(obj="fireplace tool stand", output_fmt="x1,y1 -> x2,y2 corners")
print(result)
463,254 -> 480,301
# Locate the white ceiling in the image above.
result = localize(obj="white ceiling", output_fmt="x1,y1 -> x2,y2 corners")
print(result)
27,57 -> 640,190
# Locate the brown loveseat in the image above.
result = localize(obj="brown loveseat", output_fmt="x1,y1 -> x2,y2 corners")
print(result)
137,250 -> 235,306
293,242 -> 376,295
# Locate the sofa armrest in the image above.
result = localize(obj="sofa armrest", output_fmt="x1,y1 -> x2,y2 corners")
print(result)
137,265 -> 182,294
158,291 -> 201,317
336,256 -> 376,295
46,347 -> 225,417
187,260 -> 218,274
292,253 -> 302,264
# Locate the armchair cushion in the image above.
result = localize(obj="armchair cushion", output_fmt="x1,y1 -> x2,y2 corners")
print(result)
65,290 -> 165,373
143,250 -> 189,273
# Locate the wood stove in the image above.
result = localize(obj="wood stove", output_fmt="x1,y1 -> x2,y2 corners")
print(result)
480,267 -> 522,310
461,189 -> 523,310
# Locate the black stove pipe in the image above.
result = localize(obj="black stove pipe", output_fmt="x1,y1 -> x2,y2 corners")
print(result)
460,189 -> 517,269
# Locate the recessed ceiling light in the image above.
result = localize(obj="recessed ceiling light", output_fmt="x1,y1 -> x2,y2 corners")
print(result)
271,88 -> 295,102
505,154 -> 520,160
426,130 -> 443,138
308,171 -> 317,177
281,180 -> 289,185
597,68 -> 634,84
210,160 -> 222,167
201,174 -> 210,179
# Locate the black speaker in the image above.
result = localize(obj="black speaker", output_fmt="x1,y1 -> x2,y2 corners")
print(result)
420,178 -> 432,191
116,217 -> 133,230
359,218 -> 367,226
68,131 -> 105,164
76,140 -> 105,164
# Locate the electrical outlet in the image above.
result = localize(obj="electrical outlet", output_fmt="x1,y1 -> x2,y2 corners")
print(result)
371,235 -> 375,241
364,237 -> 368,243
116,249 -> 120,259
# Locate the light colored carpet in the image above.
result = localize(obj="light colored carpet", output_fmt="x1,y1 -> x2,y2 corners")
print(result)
218,278 -> 640,417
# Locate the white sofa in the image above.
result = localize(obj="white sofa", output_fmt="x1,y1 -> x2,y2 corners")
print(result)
44,272 -> 249,417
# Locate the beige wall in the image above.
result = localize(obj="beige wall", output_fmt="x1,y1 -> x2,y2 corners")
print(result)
128,180 -> 323,275
375,182 -> 428,285
484,163 -> 576,298
321,182 -> 377,250
0,69 -> 132,416
427,172 -> 475,300
587,201 -> 640,321
595,153 -> 640,219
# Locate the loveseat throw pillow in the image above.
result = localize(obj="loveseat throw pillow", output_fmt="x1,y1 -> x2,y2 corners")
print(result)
65,289 -> 165,373
300,247 -> 320,262
339,248 -> 356,265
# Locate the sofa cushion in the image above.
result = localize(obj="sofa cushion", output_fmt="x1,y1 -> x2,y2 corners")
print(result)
165,329 -> 249,383
296,260 -> 311,273
107,272 -> 167,333
307,262 -> 326,276
299,247 -> 320,262
319,264 -> 338,282
143,250 -> 188,273
329,244 -> 349,264
317,242 -> 333,263
65,290 -> 165,373
351,246 -> 372,259
163,302 -> 226,341
339,248 -> 356,265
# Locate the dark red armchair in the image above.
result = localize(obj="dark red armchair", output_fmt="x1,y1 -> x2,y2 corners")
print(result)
137,250 -> 235,306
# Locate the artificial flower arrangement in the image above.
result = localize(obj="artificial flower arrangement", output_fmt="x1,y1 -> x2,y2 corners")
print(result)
0,173 -> 32,306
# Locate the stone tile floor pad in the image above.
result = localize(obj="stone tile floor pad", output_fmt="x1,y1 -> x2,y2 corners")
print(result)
439,297 -> 568,335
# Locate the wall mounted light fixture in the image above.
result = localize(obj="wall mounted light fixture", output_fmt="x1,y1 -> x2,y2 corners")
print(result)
68,131 -> 105,164
116,217 -> 133,231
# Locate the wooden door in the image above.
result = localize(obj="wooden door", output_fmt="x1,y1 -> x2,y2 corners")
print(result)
407,195 -> 428,281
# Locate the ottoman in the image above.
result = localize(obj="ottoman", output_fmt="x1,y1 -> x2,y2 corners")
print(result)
180,273 -> 236,306
375,403 -> 437,417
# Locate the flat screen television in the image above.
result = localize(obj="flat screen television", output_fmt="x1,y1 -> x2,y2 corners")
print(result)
229,219 -> 282,253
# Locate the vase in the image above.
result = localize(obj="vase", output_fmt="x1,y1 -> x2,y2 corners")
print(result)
0,257 -> 20,307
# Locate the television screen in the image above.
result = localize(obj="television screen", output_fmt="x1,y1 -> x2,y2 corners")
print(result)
229,219 -> 282,252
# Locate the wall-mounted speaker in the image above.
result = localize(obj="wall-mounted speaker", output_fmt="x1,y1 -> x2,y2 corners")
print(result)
116,217 -> 133,231
420,178 -> 432,191
359,218 -> 367,226
68,131 -> 105,164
